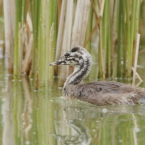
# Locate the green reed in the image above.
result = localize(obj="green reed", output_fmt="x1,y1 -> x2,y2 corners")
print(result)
98,0 -> 140,81
3,0 -> 142,87
116,0 -> 123,79
13,0 -> 23,78
12,0 -> 57,87
127,0 -> 138,79
30,0 -> 39,79
36,0 -> 57,87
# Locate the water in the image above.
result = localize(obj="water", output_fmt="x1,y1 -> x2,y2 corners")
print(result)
0,57 -> 145,145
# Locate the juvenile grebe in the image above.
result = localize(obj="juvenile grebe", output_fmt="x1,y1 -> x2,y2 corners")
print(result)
50,46 -> 145,106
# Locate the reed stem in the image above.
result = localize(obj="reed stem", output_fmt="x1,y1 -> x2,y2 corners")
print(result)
3,0 -> 142,86
116,0 -> 123,79
127,0 -> 138,78
106,0 -> 111,79
3,0 -> 15,74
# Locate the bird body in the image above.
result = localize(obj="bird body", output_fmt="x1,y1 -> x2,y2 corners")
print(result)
50,46 -> 145,106
63,81 -> 145,105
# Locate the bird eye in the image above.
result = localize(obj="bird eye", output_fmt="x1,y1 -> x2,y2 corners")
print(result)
64,53 -> 70,57
71,47 -> 79,52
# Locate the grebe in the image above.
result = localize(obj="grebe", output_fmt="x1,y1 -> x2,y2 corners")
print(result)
50,46 -> 145,106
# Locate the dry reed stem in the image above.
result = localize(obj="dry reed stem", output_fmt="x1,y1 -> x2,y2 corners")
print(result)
71,0 -> 90,47
90,0 -> 98,20
84,17 -> 101,47
22,10 -> 33,75
26,11 -> 33,33
59,0 -> 90,85
22,34 -> 33,74
135,73 -> 143,87
100,0 -> 105,17
71,0 -> 85,47
54,0 -> 66,76
58,0 -> 62,24
98,0 -> 101,10
132,34 -> 140,86
59,0 -> 73,86
132,67 -> 143,86
85,0 -> 105,47
55,0 -> 67,61
61,0 -> 73,53
22,25 -> 28,52
3,0 -> 15,73
80,0 -> 90,46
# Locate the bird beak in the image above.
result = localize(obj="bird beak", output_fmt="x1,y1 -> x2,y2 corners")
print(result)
49,61 -> 60,66
49,55 -> 68,66
49,57 -> 65,66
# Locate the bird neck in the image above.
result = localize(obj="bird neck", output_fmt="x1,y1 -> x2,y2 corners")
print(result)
64,56 -> 92,87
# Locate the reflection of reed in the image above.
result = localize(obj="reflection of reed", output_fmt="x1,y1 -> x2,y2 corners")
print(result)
132,114 -> 139,145
34,81 -> 56,145
22,78 -> 32,142
52,102 -> 92,145
53,119 -> 92,145
52,100 -> 145,145
2,77 -> 15,145
1,76 -> 145,145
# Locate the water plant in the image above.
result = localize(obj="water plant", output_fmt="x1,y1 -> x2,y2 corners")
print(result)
2,0 -> 143,88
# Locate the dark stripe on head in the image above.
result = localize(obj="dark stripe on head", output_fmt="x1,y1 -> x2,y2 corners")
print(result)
71,47 -> 79,52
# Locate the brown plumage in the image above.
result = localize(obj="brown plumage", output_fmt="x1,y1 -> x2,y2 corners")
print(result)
50,46 -> 145,106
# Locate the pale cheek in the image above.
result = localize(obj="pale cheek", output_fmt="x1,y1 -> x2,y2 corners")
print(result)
79,59 -> 83,64
66,61 -> 71,65
75,58 -> 79,61
72,61 -> 78,65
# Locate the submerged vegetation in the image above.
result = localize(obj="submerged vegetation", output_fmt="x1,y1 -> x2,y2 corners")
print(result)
2,0 -> 145,88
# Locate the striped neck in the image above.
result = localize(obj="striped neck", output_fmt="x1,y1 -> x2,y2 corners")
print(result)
64,55 -> 92,87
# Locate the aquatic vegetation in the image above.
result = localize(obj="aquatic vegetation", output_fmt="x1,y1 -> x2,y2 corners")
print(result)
2,0 -> 145,88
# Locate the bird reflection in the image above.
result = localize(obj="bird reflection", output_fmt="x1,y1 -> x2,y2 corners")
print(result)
52,119 -> 92,145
